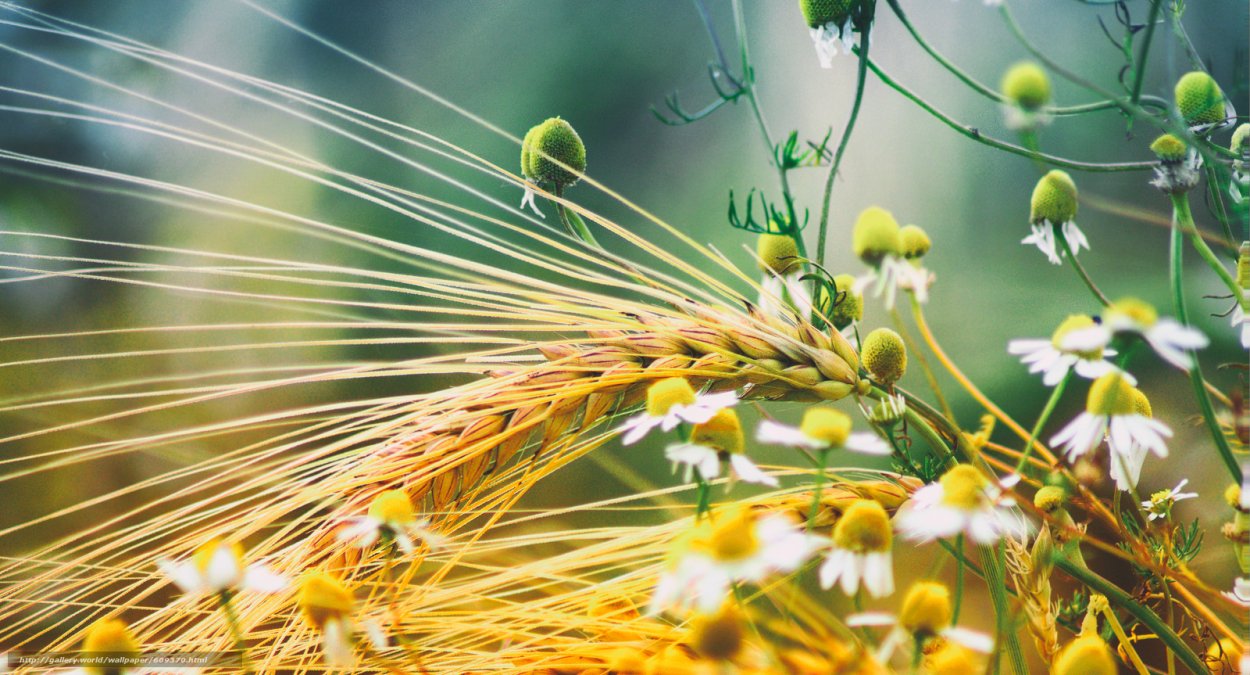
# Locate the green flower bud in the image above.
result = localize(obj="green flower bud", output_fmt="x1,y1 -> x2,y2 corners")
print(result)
1001,61 -> 1050,111
852,206 -> 901,265
830,273 -> 862,329
898,224 -> 931,260
862,327 -> 907,384
757,232 -> 801,275
1149,134 -> 1187,162
1174,71 -> 1226,127
1030,170 -> 1078,225
1233,124 -> 1250,156
521,117 -> 586,187
799,0 -> 854,28
1034,486 -> 1067,513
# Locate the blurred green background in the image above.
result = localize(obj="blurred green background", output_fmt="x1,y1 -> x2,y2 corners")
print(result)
0,0 -> 1246,654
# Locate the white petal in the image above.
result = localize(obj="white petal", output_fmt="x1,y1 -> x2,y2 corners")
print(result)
619,414 -> 660,445
1058,325 -> 1112,353
862,551 -> 895,598
321,617 -> 354,667
157,559 -> 205,596
943,626 -> 995,653
756,420 -> 823,448
729,453 -> 778,487
844,432 -> 892,456
846,612 -> 898,627
204,546 -> 243,592
242,565 -> 288,594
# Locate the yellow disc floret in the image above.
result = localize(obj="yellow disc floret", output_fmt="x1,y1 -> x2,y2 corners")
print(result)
862,328 -> 907,385
799,406 -> 852,447
368,489 -> 416,526
521,117 -> 586,187
852,206 -> 902,265
192,539 -> 244,576
1106,296 -> 1159,328
1030,170 -> 1078,225
926,642 -> 981,675
898,224 -> 932,260
1001,61 -> 1051,111
1034,485 -> 1067,513
898,581 -> 952,636
1150,134 -> 1188,162
1054,635 -> 1116,675
691,409 -> 746,455
646,377 -> 697,417
82,618 -> 140,668
832,499 -> 892,552
939,464 -> 989,510
1086,373 -> 1139,417
299,571 -> 354,630
1050,314 -> 1102,360
1174,71 -> 1226,127
706,506 -> 761,563
799,0 -> 855,28
757,232 -> 801,275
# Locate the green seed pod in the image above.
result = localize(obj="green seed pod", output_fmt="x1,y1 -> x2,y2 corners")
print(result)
799,0 -> 854,28
898,224 -> 931,260
1233,124 -> 1250,156
1030,170 -> 1078,225
1001,61 -> 1050,111
852,206 -> 901,265
830,273 -> 862,329
757,232 -> 801,275
1174,71 -> 1226,127
1149,134 -> 1187,162
861,327 -> 907,384
521,117 -> 586,187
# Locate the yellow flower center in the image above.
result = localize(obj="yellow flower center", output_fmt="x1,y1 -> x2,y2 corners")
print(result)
898,581 -> 952,635
705,507 -> 761,563
757,232 -> 801,276
82,618 -> 140,659
938,464 -> 989,511
832,499 -> 892,552
927,643 -> 980,675
368,490 -> 416,525
1086,373 -> 1138,416
646,377 -> 697,417
690,409 -> 745,455
852,206 -> 902,265
299,571 -> 354,630
1054,635 -> 1116,675
191,539 -> 244,576
1106,297 -> 1158,328
1050,314 -> 1102,359
1033,486 -> 1067,513
799,407 -> 852,447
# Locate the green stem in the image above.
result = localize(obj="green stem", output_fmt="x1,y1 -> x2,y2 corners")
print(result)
806,449 -> 830,531
1056,231 -> 1111,307
816,23 -> 870,268
553,185 -> 600,247
1014,370 -> 1071,474
218,591 -> 253,675
980,543 -> 1026,675
1175,191 -> 1242,299
1169,193 -> 1240,481
1128,0 -> 1162,112
1054,557 -> 1207,674
861,56 -> 1155,173
952,534 -> 965,623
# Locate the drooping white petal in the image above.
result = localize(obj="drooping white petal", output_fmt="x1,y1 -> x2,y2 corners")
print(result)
157,559 -> 205,596
204,546 -> 243,593
943,626 -> 995,653
756,420 -> 824,449
242,565 -> 288,595
321,617 -> 354,668
729,453 -> 779,487
665,443 -> 721,483
844,432 -> 892,456
619,414 -> 662,446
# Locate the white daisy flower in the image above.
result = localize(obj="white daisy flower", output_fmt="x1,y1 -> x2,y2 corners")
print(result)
1022,219 -> 1089,265
666,408 -> 777,488
1050,372 -> 1170,492
848,581 -> 994,664
852,255 -> 917,312
338,489 -> 444,554
819,499 -> 894,598
1141,478 -> 1198,521
1007,314 -> 1122,387
1150,146 -> 1203,194
1024,171 -> 1087,265
648,506 -> 823,615
619,377 -> 738,446
157,539 -> 287,597
1231,303 -> 1249,349
756,406 -> 890,455
1058,298 -> 1208,371
896,465 -> 1028,545
298,572 -> 357,669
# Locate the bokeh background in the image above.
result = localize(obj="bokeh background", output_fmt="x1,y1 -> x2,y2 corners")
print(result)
0,0 -> 1246,660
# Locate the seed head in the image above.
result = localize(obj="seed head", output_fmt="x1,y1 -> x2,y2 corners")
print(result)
521,117 -> 586,187
757,232 -> 801,275
1030,170 -> 1078,225
1237,242 -> 1250,290
691,408 -> 745,455
1085,373 -> 1138,417
299,571 -> 354,630
1001,61 -> 1050,111
1054,635 -> 1116,675
829,273 -> 863,329
799,0 -> 854,28
1174,71 -> 1226,127
862,328 -> 907,384
832,499 -> 892,552
646,377 -> 697,417
1225,483 -> 1243,510
898,581 -> 952,636
852,206 -> 901,265
82,618 -> 140,665
799,406 -> 852,447
898,224 -> 931,260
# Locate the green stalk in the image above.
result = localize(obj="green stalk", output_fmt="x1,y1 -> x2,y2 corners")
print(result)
218,591 -> 253,674
1056,230 -> 1111,307
1128,0 -> 1162,112
952,534 -> 965,623
980,543 -> 1026,675
806,448 -> 830,531
1169,193 -> 1240,481
1014,369 -> 1071,474
1174,190 -> 1242,299
554,185 -> 600,248
816,23 -> 870,267
1054,557 -> 1207,674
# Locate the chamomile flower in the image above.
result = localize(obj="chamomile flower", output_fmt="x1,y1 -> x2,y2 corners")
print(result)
850,207 -> 919,311
1050,372 -> 1170,491
157,539 -> 287,597
1141,479 -> 1198,521
896,464 -> 1027,544
1000,61 -> 1051,130
1149,134 -> 1203,194
799,0 -> 859,68
299,572 -> 356,668
756,406 -> 890,455
337,490 -> 444,554
666,409 -> 777,488
1022,170 -> 1088,264
1007,314 -> 1122,386
519,117 -> 585,217
648,505 -> 823,615
1058,297 -> 1208,371
620,377 -> 738,445
756,232 -> 812,319
819,499 -> 894,598
864,392 -> 908,428
847,581 -> 994,663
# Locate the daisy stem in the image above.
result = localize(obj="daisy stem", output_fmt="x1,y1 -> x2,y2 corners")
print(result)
980,543 -> 1026,675
1173,191 -> 1242,299
1053,556 -> 1207,674
1169,193 -> 1241,481
218,591 -> 253,675
894,301 -> 956,426
1202,162 -> 1238,249
695,476 -> 712,520
1128,0 -> 1162,116
1095,598 -> 1151,675
553,185 -> 600,248
806,448 -> 830,531
951,535 -> 964,623
1055,231 -> 1110,307
815,23 -> 870,268
1013,370 -> 1071,475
